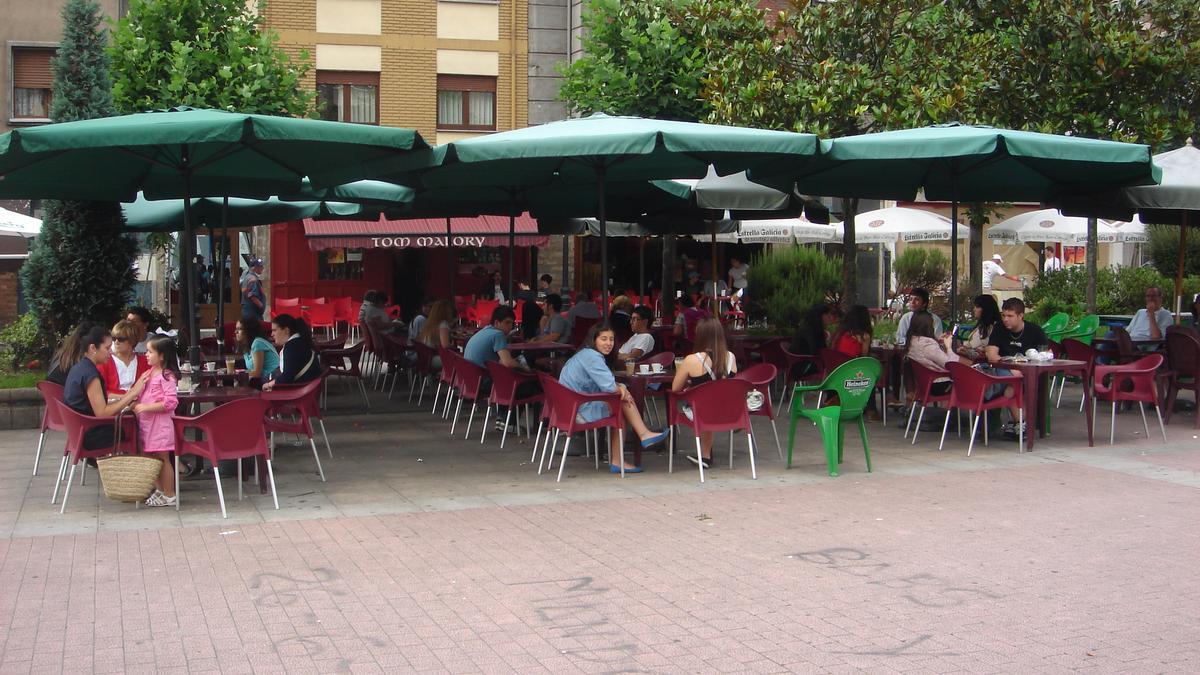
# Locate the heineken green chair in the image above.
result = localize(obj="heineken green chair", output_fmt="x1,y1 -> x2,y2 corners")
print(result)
786,357 -> 881,476
1062,314 -> 1100,345
1041,312 -> 1071,342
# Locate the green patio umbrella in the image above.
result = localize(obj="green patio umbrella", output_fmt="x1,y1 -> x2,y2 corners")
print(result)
374,113 -> 819,307
0,107 -> 430,364
756,122 -> 1160,315
121,194 -> 368,232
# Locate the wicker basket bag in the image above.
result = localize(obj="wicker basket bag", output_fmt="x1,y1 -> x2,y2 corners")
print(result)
97,455 -> 162,502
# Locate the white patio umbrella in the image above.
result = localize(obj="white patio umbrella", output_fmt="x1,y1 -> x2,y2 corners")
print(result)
988,208 -> 1147,245
0,207 -> 41,238
845,207 -> 965,244
716,217 -> 840,244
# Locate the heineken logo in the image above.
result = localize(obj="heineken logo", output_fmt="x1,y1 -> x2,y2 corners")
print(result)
843,371 -> 871,390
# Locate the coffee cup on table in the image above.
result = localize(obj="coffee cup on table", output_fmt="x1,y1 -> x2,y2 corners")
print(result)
203,361 -> 216,372
638,364 -> 651,374
652,363 -> 664,373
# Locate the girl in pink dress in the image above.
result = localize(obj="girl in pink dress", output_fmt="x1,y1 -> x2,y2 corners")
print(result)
133,336 -> 180,507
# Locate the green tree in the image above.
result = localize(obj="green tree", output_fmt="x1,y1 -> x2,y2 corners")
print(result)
559,0 -> 766,122
21,0 -> 138,338
746,245 -> 841,330
109,0 -> 315,116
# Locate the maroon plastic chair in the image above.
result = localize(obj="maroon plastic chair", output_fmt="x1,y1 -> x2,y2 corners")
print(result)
34,381 -> 65,476
1163,327 -> 1200,427
537,373 -> 626,480
173,397 -> 275,518
570,316 -> 599,347
378,332 -> 411,399
1053,339 -> 1097,412
449,357 -> 489,439
775,344 -> 824,409
905,360 -> 954,445
433,348 -> 459,418
531,372 -> 557,464
262,378 -> 328,482
1093,353 -> 1167,444
364,323 -> 390,389
667,378 -> 756,482
483,361 -> 544,448
407,340 -> 439,405
52,399 -> 138,513
358,320 -> 377,377
940,362 -> 1025,455
319,342 -> 370,409
733,363 -> 783,460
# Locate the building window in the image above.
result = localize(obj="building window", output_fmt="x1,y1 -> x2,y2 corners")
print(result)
10,47 -> 56,122
318,248 -> 364,280
437,75 -> 496,131
316,71 -> 378,125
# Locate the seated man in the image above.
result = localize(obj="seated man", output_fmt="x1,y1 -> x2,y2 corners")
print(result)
530,294 -> 569,343
463,306 -> 536,430
618,306 -> 657,363
1127,286 -> 1173,342
895,288 -> 943,346
565,290 -> 602,330
985,297 -> 1047,440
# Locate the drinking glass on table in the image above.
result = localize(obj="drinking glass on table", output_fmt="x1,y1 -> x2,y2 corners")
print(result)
225,356 -> 237,373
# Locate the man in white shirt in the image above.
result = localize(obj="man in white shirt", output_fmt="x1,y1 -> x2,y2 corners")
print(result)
895,288 -> 943,345
1127,287 -> 1173,341
728,257 -> 750,297
618,307 -> 657,362
982,253 -> 1019,291
1043,247 -> 1063,273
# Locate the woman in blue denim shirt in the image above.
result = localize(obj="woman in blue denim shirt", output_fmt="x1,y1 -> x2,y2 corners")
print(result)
557,323 -> 669,473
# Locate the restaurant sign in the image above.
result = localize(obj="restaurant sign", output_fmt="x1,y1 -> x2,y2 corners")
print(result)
371,236 -> 491,248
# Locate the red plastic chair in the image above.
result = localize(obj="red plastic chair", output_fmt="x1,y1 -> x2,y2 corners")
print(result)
34,381 -> 65,476
378,332 -> 411,399
434,348 -> 459,418
483,361 -> 544,448
940,362 -> 1024,455
385,304 -> 402,320
262,378 -> 329,482
536,372 -> 626,481
173,397 -> 276,518
318,342 -> 370,409
52,399 -> 138,513
667,378 -> 756,482
569,316 -> 599,347
407,340 -> 439,405
1093,353 -> 1167,444
306,303 -> 337,340
733,363 -> 783,460
275,297 -> 300,309
1053,338 -> 1097,412
778,344 -> 824,409
300,296 -> 327,307
348,301 -> 364,341
1163,327 -> 1200,427
364,323 -> 389,388
905,360 -> 954,445
331,296 -> 353,333
472,300 -> 500,327
448,355 -> 489,439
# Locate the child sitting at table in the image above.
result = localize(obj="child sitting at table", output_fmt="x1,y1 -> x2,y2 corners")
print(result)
133,336 -> 180,507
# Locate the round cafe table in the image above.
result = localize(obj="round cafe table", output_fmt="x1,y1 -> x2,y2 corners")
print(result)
176,385 -> 268,493
614,369 -> 675,466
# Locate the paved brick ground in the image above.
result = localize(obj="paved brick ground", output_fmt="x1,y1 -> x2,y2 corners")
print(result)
1,385 -> 1198,672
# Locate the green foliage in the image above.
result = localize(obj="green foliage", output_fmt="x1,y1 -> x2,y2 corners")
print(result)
22,0 -> 138,343
894,247 -> 951,294
746,245 -> 841,331
110,0 -> 315,116
50,0 -> 113,123
1024,266 -> 1200,321
0,314 -> 52,370
559,0 -> 765,121
1146,224 -> 1200,279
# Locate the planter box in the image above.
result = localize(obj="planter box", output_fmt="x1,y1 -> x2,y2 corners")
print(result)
0,387 -> 44,430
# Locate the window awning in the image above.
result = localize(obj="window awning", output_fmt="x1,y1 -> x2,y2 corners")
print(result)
303,213 -> 548,251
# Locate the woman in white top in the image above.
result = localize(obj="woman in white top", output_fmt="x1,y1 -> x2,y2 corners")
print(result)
728,256 -> 750,296
618,306 -> 657,362
959,294 -> 1002,359
671,317 -> 738,469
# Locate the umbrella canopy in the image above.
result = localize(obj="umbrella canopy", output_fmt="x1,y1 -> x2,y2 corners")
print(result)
767,123 -> 1159,202
1122,140 -> 1200,225
669,165 -> 805,218
279,178 -> 415,206
987,208 -> 1147,245
714,218 -> 839,244
0,107 -> 430,201
120,194 -> 367,232
0,207 -> 41,238
543,218 -> 739,237
844,207 -> 965,244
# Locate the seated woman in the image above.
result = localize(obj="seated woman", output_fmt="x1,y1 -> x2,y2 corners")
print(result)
904,312 -> 973,395
671,317 -> 738,470
418,299 -> 456,369
959,294 -> 1001,359
236,318 -> 280,384
262,314 -> 320,390
99,319 -> 150,395
617,306 -> 657,363
47,322 -> 93,386
62,324 -> 149,452
557,323 -> 669,473
831,304 -> 873,358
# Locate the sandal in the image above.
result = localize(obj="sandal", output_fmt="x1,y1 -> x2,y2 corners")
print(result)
145,490 -> 177,507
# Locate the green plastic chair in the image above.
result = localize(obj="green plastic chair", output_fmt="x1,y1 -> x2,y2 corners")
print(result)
786,357 -> 881,476
1041,312 -> 1070,336
1062,314 -> 1100,345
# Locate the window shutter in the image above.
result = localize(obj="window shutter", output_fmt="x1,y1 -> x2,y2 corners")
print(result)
12,48 -> 56,89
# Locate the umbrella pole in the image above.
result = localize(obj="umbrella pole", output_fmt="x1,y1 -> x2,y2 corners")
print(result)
561,235 -> 568,296
508,205 -> 516,304
446,218 -> 455,301
597,169 -> 609,311
215,200 -> 228,354
950,199 -> 959,320
181,172 -> 201,369
711,222 -> 719,319
1176,213 -> 1189,323
638,237 -> 645,303
1086,216 -> 1098,313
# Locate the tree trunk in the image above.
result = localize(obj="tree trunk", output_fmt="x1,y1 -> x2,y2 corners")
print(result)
841,197 -> 858,306
661,234 -> 677,319
968,203 -> 985,296
1086,216 -> 1098,312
